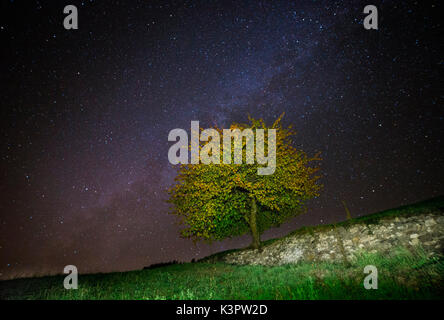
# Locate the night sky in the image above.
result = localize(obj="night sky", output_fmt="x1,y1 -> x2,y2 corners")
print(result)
1,0 -> 443,279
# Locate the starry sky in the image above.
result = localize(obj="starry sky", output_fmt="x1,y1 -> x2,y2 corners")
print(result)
1,0 -> 443,279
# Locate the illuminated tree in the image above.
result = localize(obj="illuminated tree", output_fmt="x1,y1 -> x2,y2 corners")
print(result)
167,114 -> 322,249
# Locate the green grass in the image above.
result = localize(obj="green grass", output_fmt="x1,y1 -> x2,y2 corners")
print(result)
1,196 -> 443,300
1,247 -> 443,300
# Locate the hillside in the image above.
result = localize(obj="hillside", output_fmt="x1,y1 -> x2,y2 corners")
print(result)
201,196 -> 444,266
0,196 -> 443,300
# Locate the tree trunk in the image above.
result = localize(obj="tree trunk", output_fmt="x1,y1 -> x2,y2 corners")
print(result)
249,197 -> 261,250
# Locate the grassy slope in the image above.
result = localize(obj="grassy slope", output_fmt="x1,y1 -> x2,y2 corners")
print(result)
1,196 -> 443,300
202,195 -> 444,261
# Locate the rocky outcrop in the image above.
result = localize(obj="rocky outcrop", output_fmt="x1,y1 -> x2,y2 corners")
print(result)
203,210 -> 444,266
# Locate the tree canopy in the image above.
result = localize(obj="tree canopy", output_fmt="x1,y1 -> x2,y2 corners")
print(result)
167,114 -> 322,249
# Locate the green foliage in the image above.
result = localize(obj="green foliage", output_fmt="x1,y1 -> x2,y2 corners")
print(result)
167,114 -> 323,243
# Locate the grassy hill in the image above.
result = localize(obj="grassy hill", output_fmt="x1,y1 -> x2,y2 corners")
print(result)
201,196 -> 444,263
1,197 -> 443,300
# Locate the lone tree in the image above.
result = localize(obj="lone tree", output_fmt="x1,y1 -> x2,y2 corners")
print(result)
168,114 -> 322,249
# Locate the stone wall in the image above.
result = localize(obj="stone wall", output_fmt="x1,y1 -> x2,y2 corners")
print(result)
204,210 -> 444,266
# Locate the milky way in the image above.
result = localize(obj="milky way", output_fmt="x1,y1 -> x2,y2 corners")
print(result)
1,0 -> 443,279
